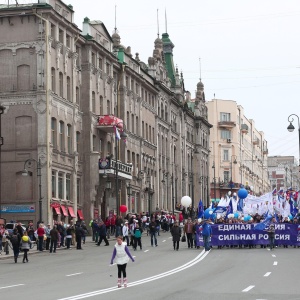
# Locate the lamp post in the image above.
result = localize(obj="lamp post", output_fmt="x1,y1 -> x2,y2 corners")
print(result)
287,114 -> 300,169
127,182 -> 132,212
22,158 -> 42,223
212,161 -> 216,202
114,123 -> 127,216
0,105 -> 5,219
230,155 -> 238,191
146,175 -> 151,216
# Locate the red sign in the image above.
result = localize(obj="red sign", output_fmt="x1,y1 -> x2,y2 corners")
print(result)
97,115 -> 123,129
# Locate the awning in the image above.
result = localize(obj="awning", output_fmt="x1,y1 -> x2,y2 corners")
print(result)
60,205 -> 68,217
68,206 -> 76,218
77,209 -> 84,220
53,206 -> 61,215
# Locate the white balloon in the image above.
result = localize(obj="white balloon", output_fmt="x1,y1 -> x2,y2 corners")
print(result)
181,196 -> 192,207
250,186 -> 253,191
228,191 -> 232,196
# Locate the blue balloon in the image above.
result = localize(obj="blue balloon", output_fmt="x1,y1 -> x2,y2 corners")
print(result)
204,208 -> 214,220
238,188 -> 248,199
234,212 -> 239,219
288,214 -> 293,220
244,215 -> 251,221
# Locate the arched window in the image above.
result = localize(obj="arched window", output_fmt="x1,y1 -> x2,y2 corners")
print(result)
67,124 -> 72,154
59,121 -> 65,151
59,72 -> 63,97
51,117 -> 57,148
51,68 -> 56,92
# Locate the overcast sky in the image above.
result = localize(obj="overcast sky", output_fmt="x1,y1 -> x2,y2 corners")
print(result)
6,0 -> 300,163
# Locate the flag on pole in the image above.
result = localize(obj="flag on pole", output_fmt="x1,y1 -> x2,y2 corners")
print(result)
197,200 -> 204,218
115,126 -> 120,140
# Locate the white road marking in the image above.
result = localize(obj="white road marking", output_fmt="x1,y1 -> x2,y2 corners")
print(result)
0,284 -> 25,290
66,273 -> 83,277
57,250 -> 209,300
144,250 -> 149,252
272,254 -> 276,257
162,240 -> 166,242
273,261 -> 278,266
264,272 -> 271,277
242,285 -> 255,292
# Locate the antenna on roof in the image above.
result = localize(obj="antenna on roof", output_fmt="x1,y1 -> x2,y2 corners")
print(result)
165,8 -> 167,33
157,9 -> 159,38
199,58 -> 202,81
15,0 -> 19,6
114,4 -> 117,32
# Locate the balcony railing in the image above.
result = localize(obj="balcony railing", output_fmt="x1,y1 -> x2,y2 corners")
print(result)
99,159 -> 132,180
218,121 -> 236,128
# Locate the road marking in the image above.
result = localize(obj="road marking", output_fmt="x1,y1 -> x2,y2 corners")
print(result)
66,273 -> 83,277
162,240 -> 166,242
57,250 -> 209,300
264,272 -> 271,277
242,285 -> 255,292
0,284 -> 25,290
144,250 -> 149,252
273,261 -> 278,266
272,254 -> 276,257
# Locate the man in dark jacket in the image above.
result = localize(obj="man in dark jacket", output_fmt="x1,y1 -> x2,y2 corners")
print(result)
50,225 -> 59,253
96,221 -> 109,246
10,228 -> 21,263
75,224 -> 84,250
149,218 -> 158,247
202,220 -> 212,251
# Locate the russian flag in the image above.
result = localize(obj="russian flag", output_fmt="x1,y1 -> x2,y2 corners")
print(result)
115,126 -> 120,140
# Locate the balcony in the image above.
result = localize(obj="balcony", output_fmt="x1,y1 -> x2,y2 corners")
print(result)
218,121 -> 236,128
253,138 -> 259,145
99,159 -> 132,180
96,115 -> 124,133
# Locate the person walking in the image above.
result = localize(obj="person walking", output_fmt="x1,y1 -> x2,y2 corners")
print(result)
267,218 -> 276,250
170,221 -> 182,251
66,225 -> 72,249
10,228 -> 21,263
110,236 -> 135,288
20,231 -> 32,263
75,223 -> 84,250
122,221 -> 130,246
202,219 -> 212,251
133,223 -> 142,250
37,223 -> 45,251
183,217 -> 194,248
149,218 -> 158,247
96,220 -> 109,246
50,225 -> 59,253
45,224 -> 51,250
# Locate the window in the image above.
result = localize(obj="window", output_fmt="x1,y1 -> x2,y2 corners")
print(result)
51,118 -> 57,148
92,135 -> 96,151
59,29 -> 64,43
91,52 -> 96,66
107,100 -> 110,114
59,72 -> 63,97
66,34 -> 71,48
92,91 -> 95,112
67,76 -> 71,100
67,124 -> 72,154
76,86 -> 79,104
224,171 -> 230,183
223,149 -> 229,161
52,170 -> 56,197
66,174 -> 71,200
131,114 -> 134,134
220,112 -> 230,122
76,131 -> 80,153
51,68 -> 56,92
106,63 -> 110,75
58,172 -> 64,199
221,130 -> 231,139
127,112 -> 130,131
136,116 -> 139,136
142,121 -> 144,137
100,96 -> 103,114
50,23 -> 56,39
59,121 -> 65,151
146,123 -> 148,140
98,57 -> 103,70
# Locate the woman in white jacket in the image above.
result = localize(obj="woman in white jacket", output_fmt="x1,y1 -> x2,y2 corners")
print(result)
110,236 -> 135,288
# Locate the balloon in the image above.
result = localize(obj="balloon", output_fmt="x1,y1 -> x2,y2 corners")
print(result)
238,188 -> 248,199
228,191 -> 232,196
120,205 -> 127,213
250,186 -> 253,191
234,212 -> 239,219
181,196 -> 192,207
244,215 -> 251,221
228,213 -> 234,219
204,208 -> 214,220
288,214 -> 293,220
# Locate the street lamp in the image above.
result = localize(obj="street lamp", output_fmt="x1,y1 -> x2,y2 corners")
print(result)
287,114 -> 300,169
22,158 -> 42,223
212,161 -> 216,202
230,155 -> 238,190
0,105 -> 6,219
114,124 -> 127,216
126,182 -> 132,212
146,175 -> 151,216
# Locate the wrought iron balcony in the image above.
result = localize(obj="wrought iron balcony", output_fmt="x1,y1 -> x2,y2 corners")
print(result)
99,159 -> 132,180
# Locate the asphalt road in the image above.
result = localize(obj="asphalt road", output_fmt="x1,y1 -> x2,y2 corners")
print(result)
1,232 -> 300,300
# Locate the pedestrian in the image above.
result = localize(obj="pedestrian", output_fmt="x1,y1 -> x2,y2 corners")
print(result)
50,225 -> 59,253
96,220 -> 109,246
110,236 -> 135,288
170,221 -> 181,251
75,224 -> 84,250
149,218 -> 158,247
20,231 -> 32,263
10,228 -> 21,263
26,221 -> 35,246
202,219 -> 212,251
66,225 -> 72,249
183,217 -> 194,248
69,220 -> 76,246
2,229 -> 9,255
37,223 -> 45,251
133,223 -> 142,250
81,221 -> 87,244
267,218 -> 276,250
0,224 -> 4,254
122,221 -> 130,246
115,215 -> 123,237
45,224 -> 51,250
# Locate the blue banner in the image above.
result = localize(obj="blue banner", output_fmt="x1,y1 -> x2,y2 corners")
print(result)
0,204 -> 35,213
195,223 -> 300,246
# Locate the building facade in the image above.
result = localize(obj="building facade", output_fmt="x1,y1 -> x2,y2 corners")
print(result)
206,99 -> 270,200
0,0 -> 212,224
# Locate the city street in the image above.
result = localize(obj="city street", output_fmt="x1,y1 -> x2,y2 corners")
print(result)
1,231 -> 300,300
